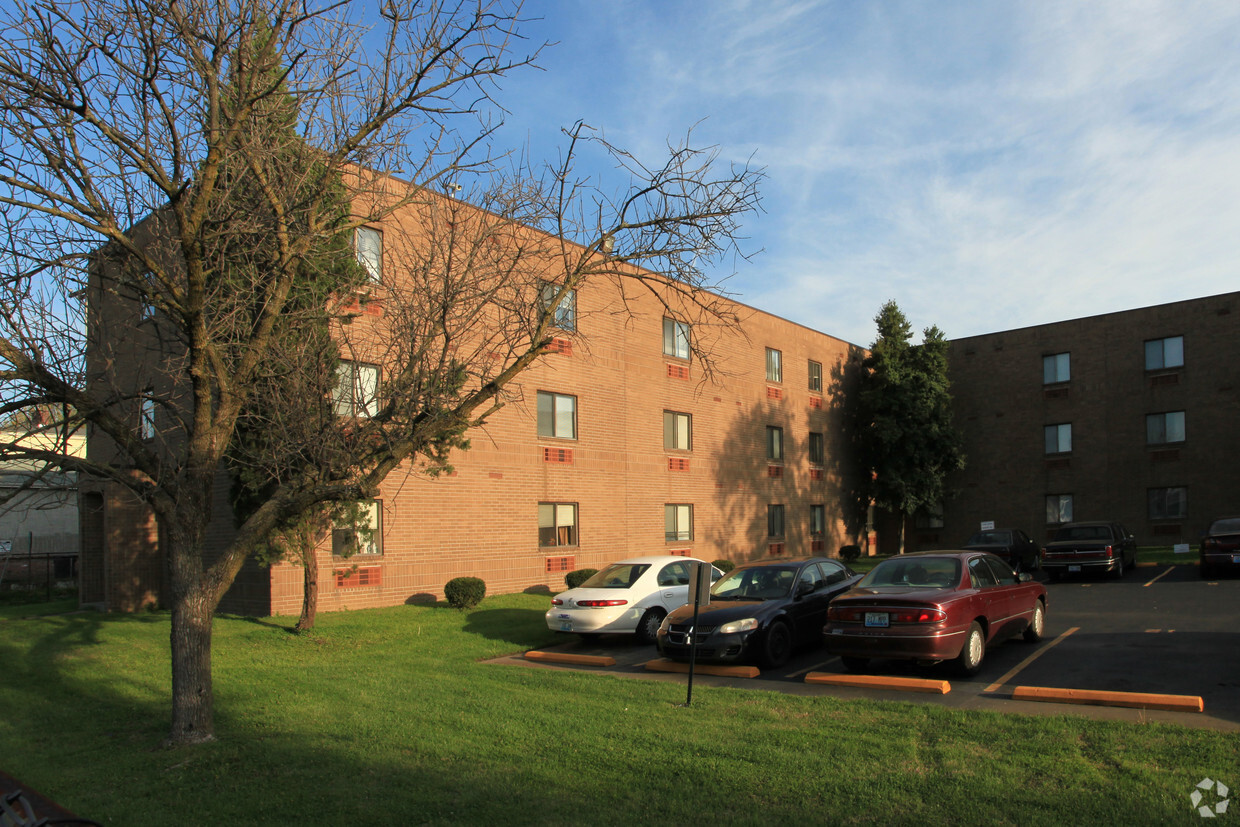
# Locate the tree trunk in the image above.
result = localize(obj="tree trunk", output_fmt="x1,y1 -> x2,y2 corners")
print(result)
167,582 -> 216,745
295,548 -> 318,632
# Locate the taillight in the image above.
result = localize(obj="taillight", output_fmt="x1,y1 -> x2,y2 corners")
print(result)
1203,538 -> 1217,550
890,608 -> 946,623
575,599 -> 628,608
551,598 -> 563,606
1104,545 -> 1114,559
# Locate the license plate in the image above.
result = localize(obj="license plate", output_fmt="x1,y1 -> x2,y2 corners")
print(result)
1069,565 -> 1081,572
1232,555 -> 1240,564
864,612 -> 889,628
559,621 -> 572,632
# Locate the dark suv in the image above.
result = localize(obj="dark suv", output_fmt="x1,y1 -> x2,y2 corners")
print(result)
963,528 -> 1041,573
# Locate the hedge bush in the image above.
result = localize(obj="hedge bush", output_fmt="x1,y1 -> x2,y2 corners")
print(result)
565,569 -> 597,589
444,576 -> 487,609
838,545 -> 862,563
711,559 -> 734,574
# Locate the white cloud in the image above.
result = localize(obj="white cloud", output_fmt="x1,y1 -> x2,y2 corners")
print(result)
505,0 -> 1240,345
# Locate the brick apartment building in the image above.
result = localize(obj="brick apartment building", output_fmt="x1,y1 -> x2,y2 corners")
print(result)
921,291 -> 1240,552
78,191 -> 867,615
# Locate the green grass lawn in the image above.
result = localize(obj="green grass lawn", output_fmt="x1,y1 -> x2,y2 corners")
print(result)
1,595 -> 1234,825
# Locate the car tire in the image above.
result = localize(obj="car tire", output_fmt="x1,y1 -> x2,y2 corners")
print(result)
1111,556 -> 1125,580
840,656 -> 869,673
760,621 -> 792,669
635,608 -> 665,645
956,622 -> 985,676
1023,601 -> 1045,643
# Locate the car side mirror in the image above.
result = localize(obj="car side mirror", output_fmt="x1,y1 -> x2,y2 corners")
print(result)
795,581 -> 814,598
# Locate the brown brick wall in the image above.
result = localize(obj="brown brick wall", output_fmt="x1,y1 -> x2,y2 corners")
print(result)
939,291 -> 1240,549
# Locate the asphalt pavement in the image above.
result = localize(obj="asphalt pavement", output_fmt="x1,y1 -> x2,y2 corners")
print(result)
490,564 -> 1240,731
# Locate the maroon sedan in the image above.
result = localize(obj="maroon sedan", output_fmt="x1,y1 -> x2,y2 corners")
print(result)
823,551 -> 1047,675
1200,517 -> 1240,578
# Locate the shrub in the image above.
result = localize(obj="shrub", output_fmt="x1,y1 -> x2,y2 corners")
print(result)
444,576 -> 486,609
711,559 -> 735,574
565,568 -> 597,589
838,545 -> 862,563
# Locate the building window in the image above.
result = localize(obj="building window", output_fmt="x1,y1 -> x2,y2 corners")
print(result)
537,391 -> 577,440
808,432 -> 824,465
766,426 -> 784,461
765,348 -> 782,383
663,411 -> 691,451
665,504 -> 693,542
1146,411 -> 1185,445
333,361 -> 380,418
663,318 -> 690,360
1145,335 -> 1183,370
539,503 -> 578,547
541,283 -> 576,331
1043,352 -> 1070,384
767,504 -> 785,538
914,507 -> 944,529
332,500 -> 383,556
1044,423 -> 1072,454
354,226 -> 382,282
1046,494 -> 1073,524
140,395 -> 155,440
810,504 -> 825,536
1148,487 -> 1187,520
808,360 -> 822,392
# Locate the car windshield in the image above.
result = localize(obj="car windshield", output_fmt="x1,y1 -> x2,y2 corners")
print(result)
1055,525 -> 1112,541
859,558 -> 961,589
1209,518 -> 1240,534
966,530 -> 1011,545
709,565 -> 798,600
580,563 -> 650,590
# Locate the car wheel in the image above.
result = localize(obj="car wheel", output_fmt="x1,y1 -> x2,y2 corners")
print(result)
760,621 -> 792,669
840,656 -> 869,673
635,608 -> 665,645
1023,601 -> 1045,643
956,622 -> 985,676
1111,556 -> 1125,579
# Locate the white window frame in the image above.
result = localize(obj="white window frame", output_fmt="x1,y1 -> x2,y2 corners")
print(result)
1146,411 -> 1186,445
663,410 -> 691,451
1043,352 -> 1070,384
1046,493 -> 1073,524
537,391 -> 577,440
1144,335 -> 1184,370
767,504 -> 785,538
766,426 -> 784,461
1044,423 -> 1072,455
663,318 -> 691,360
355,226 -> 383,282
332,500 -> 383,556
808,360 -> 822,392
810,504 -> 825,536
539,502 -> 578,547
333,361 -> 380,418
541,283 -> 576,331
766,348 -> 782,383
665,504 -> 693,542
1148,487 -> 1187,520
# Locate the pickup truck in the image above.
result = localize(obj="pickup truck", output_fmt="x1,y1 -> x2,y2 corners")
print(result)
1041,521 -> 1137,580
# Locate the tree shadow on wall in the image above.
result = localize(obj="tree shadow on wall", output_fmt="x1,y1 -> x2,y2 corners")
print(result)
710,346 -> 868,564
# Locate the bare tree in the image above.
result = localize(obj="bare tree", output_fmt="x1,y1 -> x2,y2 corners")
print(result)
0,0 -> 762,746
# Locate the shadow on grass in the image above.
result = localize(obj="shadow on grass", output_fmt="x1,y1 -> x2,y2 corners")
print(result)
462,607 -> 557,648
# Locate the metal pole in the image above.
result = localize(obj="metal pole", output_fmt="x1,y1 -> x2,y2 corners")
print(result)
682,562 -> 706,707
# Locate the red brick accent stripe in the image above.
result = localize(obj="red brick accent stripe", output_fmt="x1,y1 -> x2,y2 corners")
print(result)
668,457 -> 690,472
545,555 -> 575,572
543,447 -> 573,463
335,566 -> 381,589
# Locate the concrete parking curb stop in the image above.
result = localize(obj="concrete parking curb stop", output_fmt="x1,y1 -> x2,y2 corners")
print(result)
643,658 -> 761,678
805,673 -> 952,695
1011,685 -> 1204,712
524,650 -> 616,667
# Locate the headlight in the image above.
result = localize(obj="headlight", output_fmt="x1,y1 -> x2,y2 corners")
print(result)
718,618 -> 758,634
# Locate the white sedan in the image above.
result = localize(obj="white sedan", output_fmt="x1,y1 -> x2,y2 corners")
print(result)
545,555 -> 722,643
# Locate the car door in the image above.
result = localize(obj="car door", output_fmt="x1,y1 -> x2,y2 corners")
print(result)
980,554 -> 1023,640
788,562 -> 832,645
966,556 -> 1007,642
653,560 -> 694,612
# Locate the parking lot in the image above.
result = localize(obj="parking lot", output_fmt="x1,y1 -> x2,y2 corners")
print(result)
494,564 -> 1240,731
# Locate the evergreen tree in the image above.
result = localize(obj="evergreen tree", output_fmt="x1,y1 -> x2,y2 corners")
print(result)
854,300 -> 964,553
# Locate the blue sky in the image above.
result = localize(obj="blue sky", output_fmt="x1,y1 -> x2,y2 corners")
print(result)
488,1 -> 1240,346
